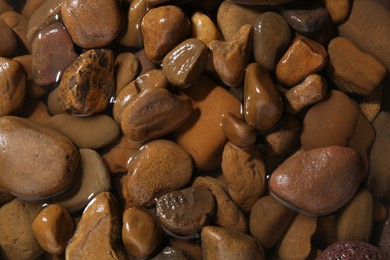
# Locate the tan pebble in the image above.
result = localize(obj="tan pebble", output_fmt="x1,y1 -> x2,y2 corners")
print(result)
20,99 -> 50,124
113,81 -> 139,123
320,0 -> 350,23
126,140 -> 192,207
191,11 -> 222,46
276,214 -> 317,260
47,113 -> 120,149
102,137 -> 142,173
162,38 -> 208,88
141,5 -> 190,62
0,20 -> 18,57
53,149 -> 110,213
0,11 -> 31,53
122,207 -> 161,258
26,0 -> 62,42
193,176 -> 248,233
169,239 -> 203,260
337,188 -> 373,242
358,85 -> 382,122
174,75 -> 242,170
61,0 -> 122,48
244,62 -> 283,132
221,143 -> 266,212
115,52 -> 140,94
121,87 -> 193,143
210,24 -> 252,87
284,73 -> 328,115
372,200 -> 388,221
65,192 -> 127,259
221,112 -> 257,148
276,36 -> 328,88
0,57 -> 26,116
47,86 -> 66,115
0,116 -> 79,199
249,195 -> 296,249
0,0 -> 14,14
269,146 -> 362,216
0,198 -> 44,260
201,226 -> 265,260
32,204 -> 74,255
327,37 -> 386,96
136,69 -> 170,91
57,49 -> 115,116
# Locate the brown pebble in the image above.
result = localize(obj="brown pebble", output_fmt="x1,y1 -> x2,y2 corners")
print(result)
141,5 -> 190,62
318,240 -> 385,260
136,69 -> 170,91
320,0 -> 351,23
134,49 -> 156,74
191,11 -> 222,46
269,146 -> 362,216
115,52 -> 140,94
151,247 -> 193,260
122,207 -> 161,258
221,112 -> 257,148
61,0 -> 122,48
47,86 -> 66,115
0,11 -> 31,53
358,85 -> 382,122
20,0 -> 46,18
32,204 -> 74,255
169,239 -> 203,260
113,81 -> 139,123
0,20 -> 18,57
20,99 -> 51,124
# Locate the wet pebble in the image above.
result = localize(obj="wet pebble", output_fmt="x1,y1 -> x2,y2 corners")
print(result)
115,52 -> 140,94
191,11 -> 222,46
221,112 -> 257,148
0,11 -> 31,53
318,240 -> 385,260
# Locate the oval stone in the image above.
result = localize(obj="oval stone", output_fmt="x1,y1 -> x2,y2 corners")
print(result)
269,146 -> 362,216
0,116 -> 80,199
0,20 -> 18,57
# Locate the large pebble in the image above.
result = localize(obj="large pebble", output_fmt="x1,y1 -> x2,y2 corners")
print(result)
269,146 -> 362,216
0,20 -> 18,57
253,12 -> 292,71
57,49 -> 115,116
32,23 -> 78,86
141,5 -> 190,62
53,149 -> 111,213
318,240 -> 385,260
61,0 -> 122,48
0,116 -> 79,199
201,226 -> 265,260
156,186 -> 214,236
244,62 -> 283,132
65,192 -> 127,259
221,143 -> 266,212
326,37 -> 386,96
0,199 -> 44,260
0,57 -> 26,116
162,38 -> 208,88
121,87 -> 193,143
338,0 -> 390,71
32,204 -> 74,255
47,113 -> 120,149
126,140 -> 192,206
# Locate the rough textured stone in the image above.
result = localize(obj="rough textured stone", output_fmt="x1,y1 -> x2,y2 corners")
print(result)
318,241 -> 385,260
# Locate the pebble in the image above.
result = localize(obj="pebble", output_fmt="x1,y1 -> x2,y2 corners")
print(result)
317,240 -> 385,260
326,36 -> 386,96
221,112 -> 257,148
57,49 -> 115,116
169,239 -> 203,260
284,73 -> 328,114
249,195 -> 296,249
0,20 -> 18,57
162,38 -> 208,88
320,0 -> 351,23
47,113 -> 120,149
253,12 -> 292,71
32,23 -> 78,86
20,0 -> 46,18
126,140 -> 193,207
269,146 -> 362,216
26,0 -> 62,42
221,143 -> 266,212
0,57 -> 26,116
0,198 -> 44,260
0,0 -> 14,14
53,149 -> 111,213
141,5 -> 190,62
276,35 -> 328,88
201,226 -> 265,260
368,112 -> 390,198
118,0 -> 149,48
338,0 -> 390,71
244,62 -> 283,132
61,0 -> 122,48
113,81 -> 139,123
174,75 -> 242,170
47,85 -> 66,115
281,1 -> 330,35
0,11 -> 31,53
151,247 -> 193,260
209,24 -> 252,87
156,186 -> 214,236
122,207 -> 162,258
115,52 -> 140,94
358,85 -> 382,122
193,176 -> 248,233
65,192 -> 127,259
136,69 -> 170,91
337,188 -> 373,242
135,49 -> 156,74
191,11 -> 223,46
32,204 -> 74,255
121,87 -> 193,143
20,99 -> 51,124
227,0 -> 296,4
0,116 -> 79,199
